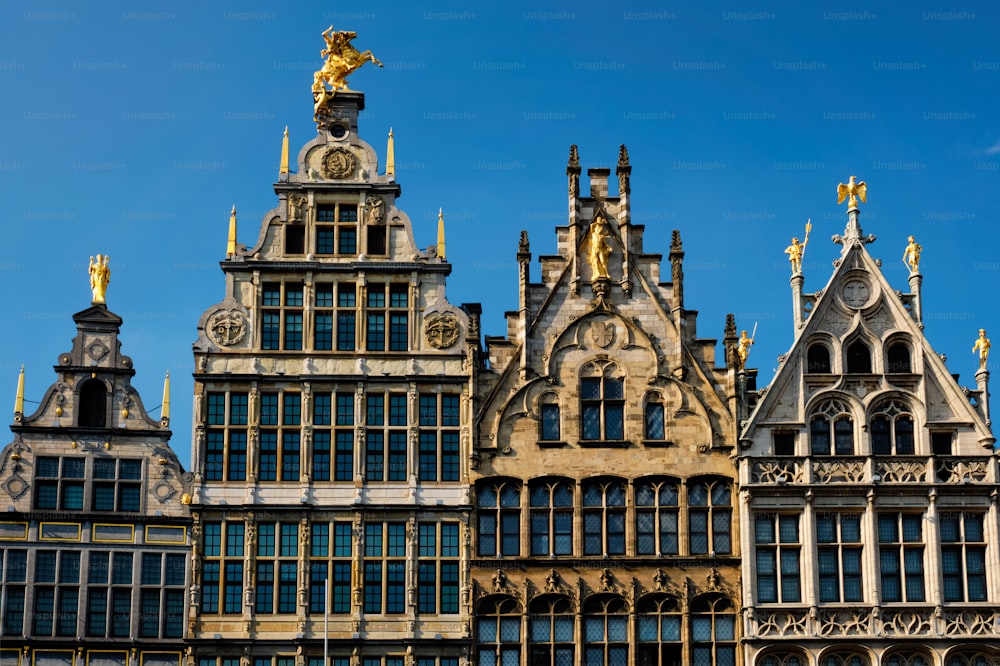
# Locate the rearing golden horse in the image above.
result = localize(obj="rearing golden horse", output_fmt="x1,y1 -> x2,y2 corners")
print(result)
316,27 -> 383,93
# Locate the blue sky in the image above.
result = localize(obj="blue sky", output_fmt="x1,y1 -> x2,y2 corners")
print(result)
3,2 -> 998,465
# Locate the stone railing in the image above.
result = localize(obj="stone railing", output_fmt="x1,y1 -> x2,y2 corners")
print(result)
745,456 -> 996,486
747,605 -> 1000,638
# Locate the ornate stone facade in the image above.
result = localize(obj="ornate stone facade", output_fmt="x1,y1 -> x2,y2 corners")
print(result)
0,303 -> 192,666
738,204 -> 999,666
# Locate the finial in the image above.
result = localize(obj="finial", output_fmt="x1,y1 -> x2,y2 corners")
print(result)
279,126 -> 290,175
88,254 -> 111,304
568,145 -> 580,169
617,144 -> 629,166
386,128 -> 395,177
903,235 -> 922,273
14,365 -> 24,418
227,206 -> 238,259
518,230 -> 530,255
670,229 -> 683,253
161,371 -> 171,424
974,329 -> 991,370
836,175 -> 867,209
437,208 -> 446,260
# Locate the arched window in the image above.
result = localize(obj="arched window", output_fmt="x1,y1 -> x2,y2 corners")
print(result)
870,401 -> 915,455
846,340 -> 872,373
758,652 -> 807,666
477,480 -> 521,557
528,596 -> 574,666
583,596 -> 628,666
644,394 -> 665,440
883,651 -> 931,666
476,596 -> 521,666
690,595 -> 736,666
688,479 -> 732,555
635,478 -> 679,556
819,653 -> 869,666
807,344 -> 831,373
809,399 -> 854,455
580,361 -> 625,441
583,479 -> 626,556
637,595 -> 682,666
887,342 -> 911,373
539,394 -> 561,442
945,653 -> 992,666
530,480 -> 574,556
79,378 -> 107,427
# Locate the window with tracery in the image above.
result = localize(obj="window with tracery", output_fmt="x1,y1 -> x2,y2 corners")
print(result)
870,400 -> 914,455
688,479 -> 732,555
528,596 -> 574,666
636,595 -> 682,666
582,596 -> 628,666
530,480 -> 574,556
809,398 -> 854,455
757,652 -> 806,666
477,480 -> 521,557
477,597 -> 521,666
818,655 -> 869,666
580,361 -> 625,441
690,595 -> 736,666
583,479 -> 626,556
635,478 -> 679,556
883,651 -> 931,666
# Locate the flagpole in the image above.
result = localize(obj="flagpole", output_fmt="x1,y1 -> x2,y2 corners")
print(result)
324,576 -> 329,665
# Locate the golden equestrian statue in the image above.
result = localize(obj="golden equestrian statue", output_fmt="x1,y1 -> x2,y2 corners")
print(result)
837,175 -> 867,208
313,26 -> 383,120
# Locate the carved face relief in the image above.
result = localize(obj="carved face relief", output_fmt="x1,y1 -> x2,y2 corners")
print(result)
322,147 -> 357,179
208,310 -> 248,346
424,313 -> 460,349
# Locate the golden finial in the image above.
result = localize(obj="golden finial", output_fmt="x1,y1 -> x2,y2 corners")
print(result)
903,235 -> 922,273
226,206 -> 238,259
837,175 -> 867,209
14,365 -> 24,418
437,208 -> 446,260
279,126 -> 290,175
161,371 -> 171,424
88,255 -> 111,304
386,128 -> 395,177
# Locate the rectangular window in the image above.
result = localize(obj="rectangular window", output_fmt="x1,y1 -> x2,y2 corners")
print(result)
755,514 -> 801,603
337,283 -> 357,351
417,393 -> 461,482
941,513 -> 987,602
878,513 -> 924,603
817,513 -> 863,602
541,403 -> 561,440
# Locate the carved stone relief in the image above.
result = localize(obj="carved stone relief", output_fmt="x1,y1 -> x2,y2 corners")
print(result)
208,310 -> 248,347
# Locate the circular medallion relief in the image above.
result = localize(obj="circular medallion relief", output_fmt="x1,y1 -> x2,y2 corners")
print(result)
322,147 -> 357,179
208,310 -> 248,346
424,312 -> 460,349
841,279 -> 871,308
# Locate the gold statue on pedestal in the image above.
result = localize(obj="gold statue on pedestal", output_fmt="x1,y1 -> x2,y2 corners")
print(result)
588,212 -> 613,279
89,254 -> 111,304
902,235 -> 922,273
973,329 -> 991,369
313,26 -> 383,121
736,328 -> 755,369
837,175 -> 867,208
784,220 -> 811,275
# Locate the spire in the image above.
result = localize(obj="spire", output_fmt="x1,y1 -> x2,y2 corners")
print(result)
437,208 -> 446,260
386,128 -> 395,177
14,365 -> 24,420
279,126 -> 290,176
835,175 -> 871,248
161,371 -> 171,425
226,206 -> 238,259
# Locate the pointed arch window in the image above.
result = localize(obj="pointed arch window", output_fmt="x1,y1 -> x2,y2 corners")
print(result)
809,399 -> 854,455
582,596 -> 629,666
528,596 -> 574,666
870,400 -> 915,455
530,480 -> 574,556
476,596 -> 521,666
758,652 -> 806,666
688,479 -> 732,555
644,393 -> 666,440
846,340 -> 872,373
477,480 -> 521,557
819,654 -> 870,666
690,595 -> 736,666
887,341 -> 912,373
79,378 -> 107,427
635,478 -> 679,556
637,595 -> 682,666
946,654 -> 992,666
883,651 -> 931,666
581,361 -> 624,441
807,344 -> 831,374
583,479 -> 626,556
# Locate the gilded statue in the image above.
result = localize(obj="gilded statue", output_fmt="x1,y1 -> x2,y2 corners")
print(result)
313,27 -> 383,120
973,329 -> 991,369
89,254 -> 111,304
588,212 -> 613,279
902,235 -> 922,273
837,175 -> 867,208
785,237 -> 805,274
736,329 -> 754,369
